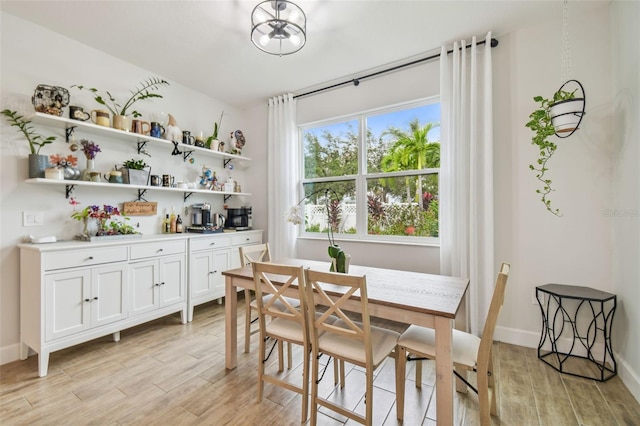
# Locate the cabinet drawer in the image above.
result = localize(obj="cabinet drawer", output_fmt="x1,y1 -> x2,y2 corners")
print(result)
231,233 -> 262,246
45,246 -> 128,271
190,236 -> 231,252
130,240 -> 186,260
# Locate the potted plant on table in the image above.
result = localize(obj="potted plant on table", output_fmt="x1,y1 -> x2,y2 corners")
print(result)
1,109 -> 57,178
72,76 -> 170,131
121,158 -> 150,185
71,204 -> 139,239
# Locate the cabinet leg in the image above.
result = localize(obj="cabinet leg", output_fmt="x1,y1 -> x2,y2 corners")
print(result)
180,308 -> 187,324
217,298 -> 222,305
20,342 -> 30,360
187,306 -> 194,323
38,351 -> 49,377
112,331 -> 121,342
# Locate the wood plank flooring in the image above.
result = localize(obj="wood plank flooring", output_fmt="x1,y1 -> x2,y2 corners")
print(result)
1,297 -> 639,425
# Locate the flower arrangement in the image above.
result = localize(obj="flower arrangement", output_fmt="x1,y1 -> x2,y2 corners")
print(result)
80,139 -> 101,159
286,188 -> 348,273
71,204 -> 137,236
49,154 -> 77,168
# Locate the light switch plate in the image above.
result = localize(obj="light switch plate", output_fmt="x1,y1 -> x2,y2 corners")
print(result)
23,211 -> 44,227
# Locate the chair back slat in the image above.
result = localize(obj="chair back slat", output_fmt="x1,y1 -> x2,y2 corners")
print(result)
477,263 -> 510,369
239,243 -> 271,266
304,269 -> 371,357
252,262 -> 306,329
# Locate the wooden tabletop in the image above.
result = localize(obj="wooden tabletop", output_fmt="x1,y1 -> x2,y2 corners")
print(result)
222,257 -> 469,319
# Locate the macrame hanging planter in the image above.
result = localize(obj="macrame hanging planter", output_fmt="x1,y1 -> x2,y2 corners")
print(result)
550,0 -> 586,137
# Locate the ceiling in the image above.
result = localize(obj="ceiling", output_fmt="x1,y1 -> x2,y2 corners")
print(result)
1,0 -> 606,109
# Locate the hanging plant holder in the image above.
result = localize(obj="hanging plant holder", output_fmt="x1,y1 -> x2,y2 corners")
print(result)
549,79 -> 586,137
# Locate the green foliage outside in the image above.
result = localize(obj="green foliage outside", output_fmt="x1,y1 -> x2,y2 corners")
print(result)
303,116 -> 441,238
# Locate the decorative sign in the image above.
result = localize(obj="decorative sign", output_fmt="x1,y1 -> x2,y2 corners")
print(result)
123,202 -> 157,216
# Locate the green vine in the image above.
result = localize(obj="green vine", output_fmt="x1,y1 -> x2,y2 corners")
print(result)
525,89 -> 576,216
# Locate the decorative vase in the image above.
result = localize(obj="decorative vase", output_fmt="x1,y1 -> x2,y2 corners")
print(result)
81,158 -> 96,181
82,217 -> 89,235
28,154 -> 49,178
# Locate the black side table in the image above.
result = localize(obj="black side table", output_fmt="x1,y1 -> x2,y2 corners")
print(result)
536,283 -> 617,381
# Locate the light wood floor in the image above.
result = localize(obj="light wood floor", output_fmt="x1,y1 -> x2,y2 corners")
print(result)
1,298 -> 639,425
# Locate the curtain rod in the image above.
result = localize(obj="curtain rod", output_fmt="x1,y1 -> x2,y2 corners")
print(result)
293,37 -> 498,100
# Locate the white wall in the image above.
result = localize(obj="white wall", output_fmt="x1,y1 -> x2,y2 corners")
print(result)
0,12 -> 249,362
610,0 -> 640,400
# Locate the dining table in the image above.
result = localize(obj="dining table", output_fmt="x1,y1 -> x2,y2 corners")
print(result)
222,257 -> 469,426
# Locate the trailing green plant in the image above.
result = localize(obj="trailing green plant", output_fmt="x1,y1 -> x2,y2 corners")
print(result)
1,109 -> 56,154
525,89 -> 576,216
123,158 -> 148,170
72,77 -> 169,118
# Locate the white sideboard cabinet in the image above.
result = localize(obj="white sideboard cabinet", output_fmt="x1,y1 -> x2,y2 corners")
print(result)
19,235 -> 189,377
187,230 -> 262,322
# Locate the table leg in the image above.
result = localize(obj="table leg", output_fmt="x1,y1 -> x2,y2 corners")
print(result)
435,315 -> 454,426
225,275 -> 238,370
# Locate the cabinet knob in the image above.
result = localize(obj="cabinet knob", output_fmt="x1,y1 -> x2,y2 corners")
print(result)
209,271 -> 216,274
93,296 -> 98,300
210,243 -> 216,246
161,282 -> 166,286
155,283 -> 161,287
84,298 -> 91,302
157,248 -> 164,252
88,256 -> 94,260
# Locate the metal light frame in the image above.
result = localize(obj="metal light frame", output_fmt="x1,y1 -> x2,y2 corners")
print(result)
251,0 -> 306,56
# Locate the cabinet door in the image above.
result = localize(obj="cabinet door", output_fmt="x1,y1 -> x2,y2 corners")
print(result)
159,255 -> 185,306
45,269 -> 91,341
211,249 -> 231,299
191,251 -> 214,299
130,259 -> 159,315
91,263 -> 128,327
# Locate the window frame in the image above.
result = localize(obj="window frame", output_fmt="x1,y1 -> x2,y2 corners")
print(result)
297,96 -> 441,246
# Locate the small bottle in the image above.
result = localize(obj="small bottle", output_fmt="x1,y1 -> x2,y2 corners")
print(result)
176,215 -> 183,233
163,214 -> 170,234
170,212 -> 177,234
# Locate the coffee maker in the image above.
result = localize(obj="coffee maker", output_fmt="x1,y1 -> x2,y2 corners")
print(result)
225,206 -> 252,231
191,203 -> 211,226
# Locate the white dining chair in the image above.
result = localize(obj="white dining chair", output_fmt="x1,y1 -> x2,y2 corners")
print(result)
395,262 -> 510,425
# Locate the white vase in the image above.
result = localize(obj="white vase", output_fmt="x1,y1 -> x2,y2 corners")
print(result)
81,158 -> 95,181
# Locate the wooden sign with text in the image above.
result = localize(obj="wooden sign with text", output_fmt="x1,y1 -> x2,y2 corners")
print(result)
123,202 -> 158,216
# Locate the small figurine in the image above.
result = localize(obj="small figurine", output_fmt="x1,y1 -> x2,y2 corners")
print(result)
230,130 -> 245,155
164,114 -> 182,143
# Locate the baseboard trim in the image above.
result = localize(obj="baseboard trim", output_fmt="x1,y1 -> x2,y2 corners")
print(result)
495,325 -> 640,404
0,342 -> 22,366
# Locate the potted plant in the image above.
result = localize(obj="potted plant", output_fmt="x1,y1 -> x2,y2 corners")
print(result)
525,88 -> 579,216
71,204 -> 139,239
1,109 -> 57,178
72,77 -> 170,131
206,111 -> 224,150
122,158 -> 150,185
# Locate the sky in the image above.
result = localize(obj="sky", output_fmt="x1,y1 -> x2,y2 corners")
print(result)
304,102 -> 441,144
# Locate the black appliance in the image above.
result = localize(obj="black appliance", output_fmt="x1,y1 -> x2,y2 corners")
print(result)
226,206 -> 252,231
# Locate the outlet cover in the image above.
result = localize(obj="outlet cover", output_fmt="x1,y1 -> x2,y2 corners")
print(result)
23,211 -> 44,227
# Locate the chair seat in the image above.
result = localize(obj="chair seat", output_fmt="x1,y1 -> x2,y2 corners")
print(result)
267,312 -> 336,344
398,325 -> 480,368
319,319 -> 399,367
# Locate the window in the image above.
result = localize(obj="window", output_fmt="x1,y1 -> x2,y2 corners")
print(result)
299,98 -> 440,243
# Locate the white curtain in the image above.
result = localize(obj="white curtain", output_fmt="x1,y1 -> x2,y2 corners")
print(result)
267,94 -> 299,259
439,32 -> 495,336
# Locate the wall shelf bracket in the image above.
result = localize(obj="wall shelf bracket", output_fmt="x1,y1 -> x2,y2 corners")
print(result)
136,141 -> 148,154
224,194 -> 232,202
223,158 -> 233,168
183,192 -> 194,202
65,126 -> 76,143
65,184 -> 76,199
183,150 -> 194,162
137,189 -> 148,202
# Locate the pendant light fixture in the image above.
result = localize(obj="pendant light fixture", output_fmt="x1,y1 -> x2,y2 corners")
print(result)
251,0 -> 306,56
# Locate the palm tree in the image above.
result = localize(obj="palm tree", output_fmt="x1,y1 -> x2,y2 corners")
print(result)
381,120 -> 440,208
